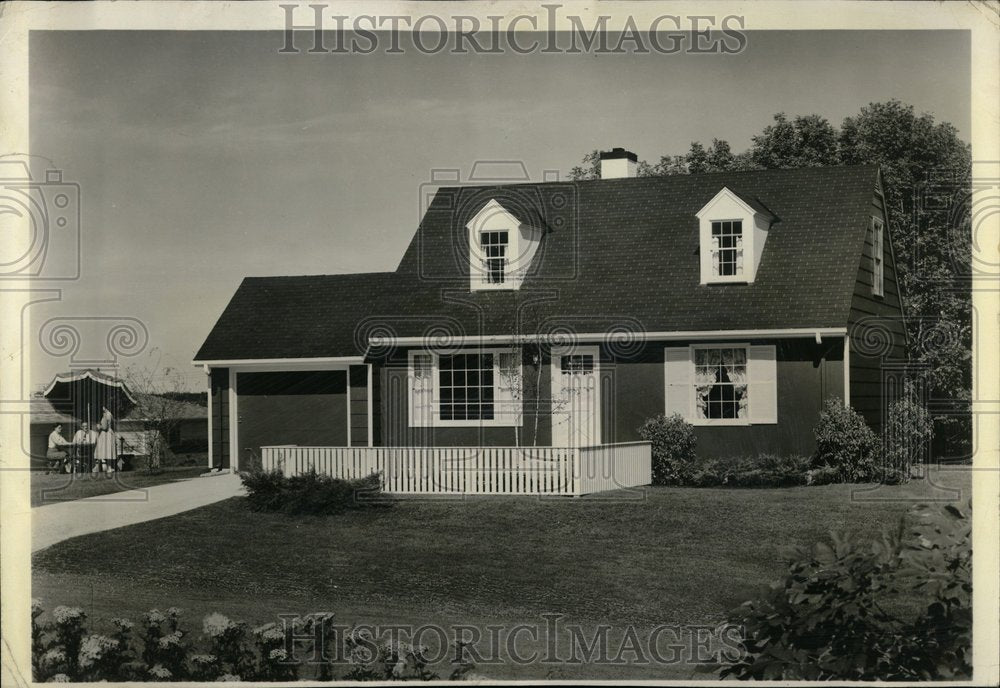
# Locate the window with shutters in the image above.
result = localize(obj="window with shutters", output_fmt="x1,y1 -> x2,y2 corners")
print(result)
664,344 -> 777,426
407,348 -> 521,427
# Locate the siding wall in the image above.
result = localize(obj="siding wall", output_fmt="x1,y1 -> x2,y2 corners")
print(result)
377,339 -> 843,457
210,367 -> 230,469
848,188 -> 908,431
235,370 -> 348,470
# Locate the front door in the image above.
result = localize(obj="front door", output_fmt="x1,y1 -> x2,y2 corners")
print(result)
550,346 -> 600,448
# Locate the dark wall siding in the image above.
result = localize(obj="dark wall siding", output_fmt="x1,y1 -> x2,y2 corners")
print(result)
348,365 -> 369,447
377,340 -> 841,457
235,370 -> 347,469
607,340 -> 843,458
210,367 -> 230,469
848,188 -> 908,431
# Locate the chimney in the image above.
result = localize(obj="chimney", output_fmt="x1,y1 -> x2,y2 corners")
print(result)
599,147 -> 637,179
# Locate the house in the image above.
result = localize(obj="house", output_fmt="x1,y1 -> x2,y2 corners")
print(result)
194,151 -> 905,477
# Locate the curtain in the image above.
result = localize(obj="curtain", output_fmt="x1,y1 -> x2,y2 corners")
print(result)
694,349 -> 720,418
695,348 -> 748,419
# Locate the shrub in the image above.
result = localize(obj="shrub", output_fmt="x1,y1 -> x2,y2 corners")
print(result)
241,468 -> 386,515
884,389 -> 933,480
813,398 -> 880,482
686,454 -> 811,488
32,604 -> 475,682
637,414 -> 697,485
712,500 -> 971,681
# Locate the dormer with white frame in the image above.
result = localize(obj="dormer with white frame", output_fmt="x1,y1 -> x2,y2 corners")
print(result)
696,187 -> 776,285
466,199 -> 545,291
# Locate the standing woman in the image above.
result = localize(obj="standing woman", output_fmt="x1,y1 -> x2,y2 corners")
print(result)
94,406 -> 118,474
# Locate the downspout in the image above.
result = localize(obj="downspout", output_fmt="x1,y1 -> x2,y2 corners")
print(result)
844,334 -> 851,407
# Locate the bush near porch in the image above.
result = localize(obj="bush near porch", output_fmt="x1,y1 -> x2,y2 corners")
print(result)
240,469 -> 386,515
639,396 -> 935,488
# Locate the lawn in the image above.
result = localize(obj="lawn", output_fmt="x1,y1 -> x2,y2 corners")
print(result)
31,467 -> 970,680
31,466 -> 208,507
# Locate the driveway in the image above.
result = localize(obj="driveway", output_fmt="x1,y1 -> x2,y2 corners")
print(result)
32,472 -> 244,552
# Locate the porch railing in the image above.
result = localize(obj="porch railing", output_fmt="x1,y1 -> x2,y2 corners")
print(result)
259,443 -> 651,497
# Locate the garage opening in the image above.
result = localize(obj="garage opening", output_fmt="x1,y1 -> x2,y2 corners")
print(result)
236,370 -> 348,470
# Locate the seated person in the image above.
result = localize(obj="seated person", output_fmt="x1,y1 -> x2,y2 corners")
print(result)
72,422 -> 97,445
46,424 -> 70,474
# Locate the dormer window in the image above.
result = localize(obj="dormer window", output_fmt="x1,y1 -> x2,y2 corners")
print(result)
480,230 -> 509,284
711,220 -> 744,278
696,187 -> 775,285
466,199 -> 544,291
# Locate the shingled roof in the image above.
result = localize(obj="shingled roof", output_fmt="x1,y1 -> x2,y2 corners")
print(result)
195,165 -> 879,362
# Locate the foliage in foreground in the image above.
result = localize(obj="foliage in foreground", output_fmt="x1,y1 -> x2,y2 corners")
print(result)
240,468 -> 386,515
32,605 -> 474,682
713,500 -> 971,681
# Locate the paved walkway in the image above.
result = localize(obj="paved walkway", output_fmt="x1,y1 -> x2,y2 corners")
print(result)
32,472 -> 244,552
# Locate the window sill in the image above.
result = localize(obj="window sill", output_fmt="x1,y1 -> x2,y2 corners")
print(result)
689,418 -> 752,427
700,279 -> 751,286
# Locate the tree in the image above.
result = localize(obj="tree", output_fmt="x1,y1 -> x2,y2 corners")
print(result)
568,150 -> 601,181
838,101 -> 971,456
123,352 -> 196,472
751,113 -> 840,168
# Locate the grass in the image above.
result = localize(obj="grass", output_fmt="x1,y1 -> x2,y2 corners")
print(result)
31,467 -> 970,680
31,465 -> 208,508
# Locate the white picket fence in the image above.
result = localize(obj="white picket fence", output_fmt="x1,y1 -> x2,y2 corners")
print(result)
259,443 -> 651,496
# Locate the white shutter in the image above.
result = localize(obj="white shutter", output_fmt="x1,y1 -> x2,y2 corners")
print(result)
496,351 -> 521,423
747,345 -> 777,424
664,347 -> 692,420
409,353 -> 434,427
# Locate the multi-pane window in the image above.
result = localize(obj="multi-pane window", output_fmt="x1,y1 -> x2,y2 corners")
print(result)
872,218 -> 884,297
694,347 -> 748,420
480,231 -> 509,284
560,354 -> 595,374
710,221 -> 744,278
439,352 -> 495,421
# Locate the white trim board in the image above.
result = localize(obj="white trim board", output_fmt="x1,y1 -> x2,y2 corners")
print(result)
371,327 -> 848,349
192,356 -> 364,368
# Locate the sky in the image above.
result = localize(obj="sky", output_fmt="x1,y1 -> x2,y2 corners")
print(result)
27,29 -> 970,391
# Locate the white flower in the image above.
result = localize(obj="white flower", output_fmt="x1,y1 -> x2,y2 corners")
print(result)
190,653 -> 218,666
78,635 -> 118,668
31,599 -> 44,618
268,648 -> 288,662
46,673 -> 71,683
41,649 -> 66,667
52,606 -> 85,625
148,664 -> 172,679
111,618 -> 133,632
202,612 -> 235,638
145,609 -> 166,625
216,673 -> 241,681
157,631 -> 183,649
